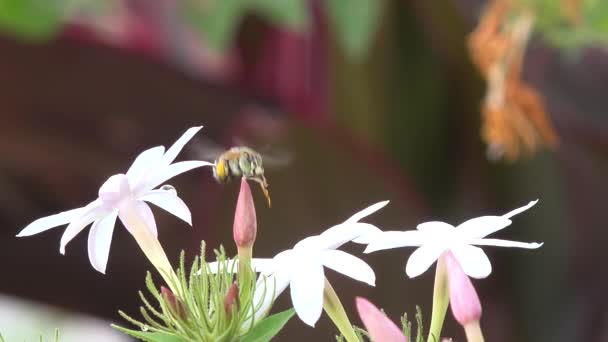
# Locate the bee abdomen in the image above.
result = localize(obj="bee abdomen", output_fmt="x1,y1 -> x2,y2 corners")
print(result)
214,158 -> 230,183
228,158 -> 242,177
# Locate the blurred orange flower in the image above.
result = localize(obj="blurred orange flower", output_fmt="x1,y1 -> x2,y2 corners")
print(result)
562,0 -> 582,24
468,0 -> 559,161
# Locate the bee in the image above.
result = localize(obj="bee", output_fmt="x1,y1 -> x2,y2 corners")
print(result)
212,147 -> 272,207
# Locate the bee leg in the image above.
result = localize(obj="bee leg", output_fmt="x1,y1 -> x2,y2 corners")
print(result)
247,176 -> 271,208
260,176 -> 271,208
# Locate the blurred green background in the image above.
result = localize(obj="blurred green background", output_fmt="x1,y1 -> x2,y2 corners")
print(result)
0,0 -> 607,341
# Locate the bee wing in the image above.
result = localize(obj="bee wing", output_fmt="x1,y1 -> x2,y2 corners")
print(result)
226,135 -> 291,167
190,137 -> 226,162
259,147 -> 293,169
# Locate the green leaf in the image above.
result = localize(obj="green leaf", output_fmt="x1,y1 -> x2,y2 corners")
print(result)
516,0 -> 608,50
249,0 -> 309,31
0,0 -> 64,40
240,308 -> 295,342
184,0 -> 310,51
324,0 -> 385,60
183,0 -> 248,50
112,326 -> 187,342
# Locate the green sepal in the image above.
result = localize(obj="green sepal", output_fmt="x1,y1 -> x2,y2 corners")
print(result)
239,308 -> 295,342
114,242 -> 271,342
111,326 -> 186,342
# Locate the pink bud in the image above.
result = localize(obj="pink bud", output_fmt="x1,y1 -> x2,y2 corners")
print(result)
355,297 -> 407,342
445,252 -> 482,326
224,282 -> 240,318
233,179 -> 257,253
161,286 -> 187,319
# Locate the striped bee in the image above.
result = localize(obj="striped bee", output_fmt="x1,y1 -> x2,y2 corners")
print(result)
212,147 -> 271,207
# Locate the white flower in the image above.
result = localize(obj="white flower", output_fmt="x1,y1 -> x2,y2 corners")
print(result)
364,200 -> 543,279
251,201 -> 388,326
211,201 -> 388,327
17,126 -> 213,274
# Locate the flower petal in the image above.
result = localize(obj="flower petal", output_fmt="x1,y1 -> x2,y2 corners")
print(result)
321,250 -> 375,286
290,262 -> 325,326
147,160 -> 214,190
364,230 -> 429,253
99,174 -> 131,202
139,190 -> 191,225
457,216 -> 512,239
60,203 -> 106,254
17,207 -> 86,237
502,200 -> 538,219
160,126 -> 203,167
351,225 -> 384,244
117,202 -> 169,271
87,209 -> 118,274
135,201 -> 158,237
271,249 -> 296,273
205,259 -> 238,274
356,297 -> 406,342
450,244 -> 492,279
204,258 -> 276,274
405,244 -> 446,278
126,146 -> 165,188
344,201 -> 390,223
469,238 -> 543,249
252,258 -> 279,275
251,272 -> 290,323
417,221 -> 456,233
320,222 -> 383,249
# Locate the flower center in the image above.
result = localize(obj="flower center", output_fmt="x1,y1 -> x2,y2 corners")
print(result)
98,173 -> 134,209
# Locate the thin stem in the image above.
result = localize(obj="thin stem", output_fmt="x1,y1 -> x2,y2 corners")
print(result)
427,256 -> 449,342
237,254 -> 252,300
464,321 -> 485,342
322,278 -> 359,342
121,203 -> 180,296
238,246 -> 253,266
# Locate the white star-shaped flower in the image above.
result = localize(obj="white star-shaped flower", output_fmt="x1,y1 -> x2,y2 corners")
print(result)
211,201 -> 388,327
363,200 -> 543,279
17,126 -> 213,274
250,201 -> 388,326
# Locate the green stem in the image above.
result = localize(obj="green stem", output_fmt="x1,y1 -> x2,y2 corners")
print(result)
238,246 -> 253,266
121,203 -> 180,296
464,321 -> 485,342
427,256 -> 449,342
237,252 -> 252,299
322,278 -> 359,342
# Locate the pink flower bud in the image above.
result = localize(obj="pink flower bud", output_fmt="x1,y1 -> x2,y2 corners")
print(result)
161,286 -> 187,319
355,297 -> 407,342
224,282 -> 240,318
445,252 -> 482,326
233,179 -> 257,254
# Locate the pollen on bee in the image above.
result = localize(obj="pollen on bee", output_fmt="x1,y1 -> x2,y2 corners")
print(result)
216,159 -> 227,182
